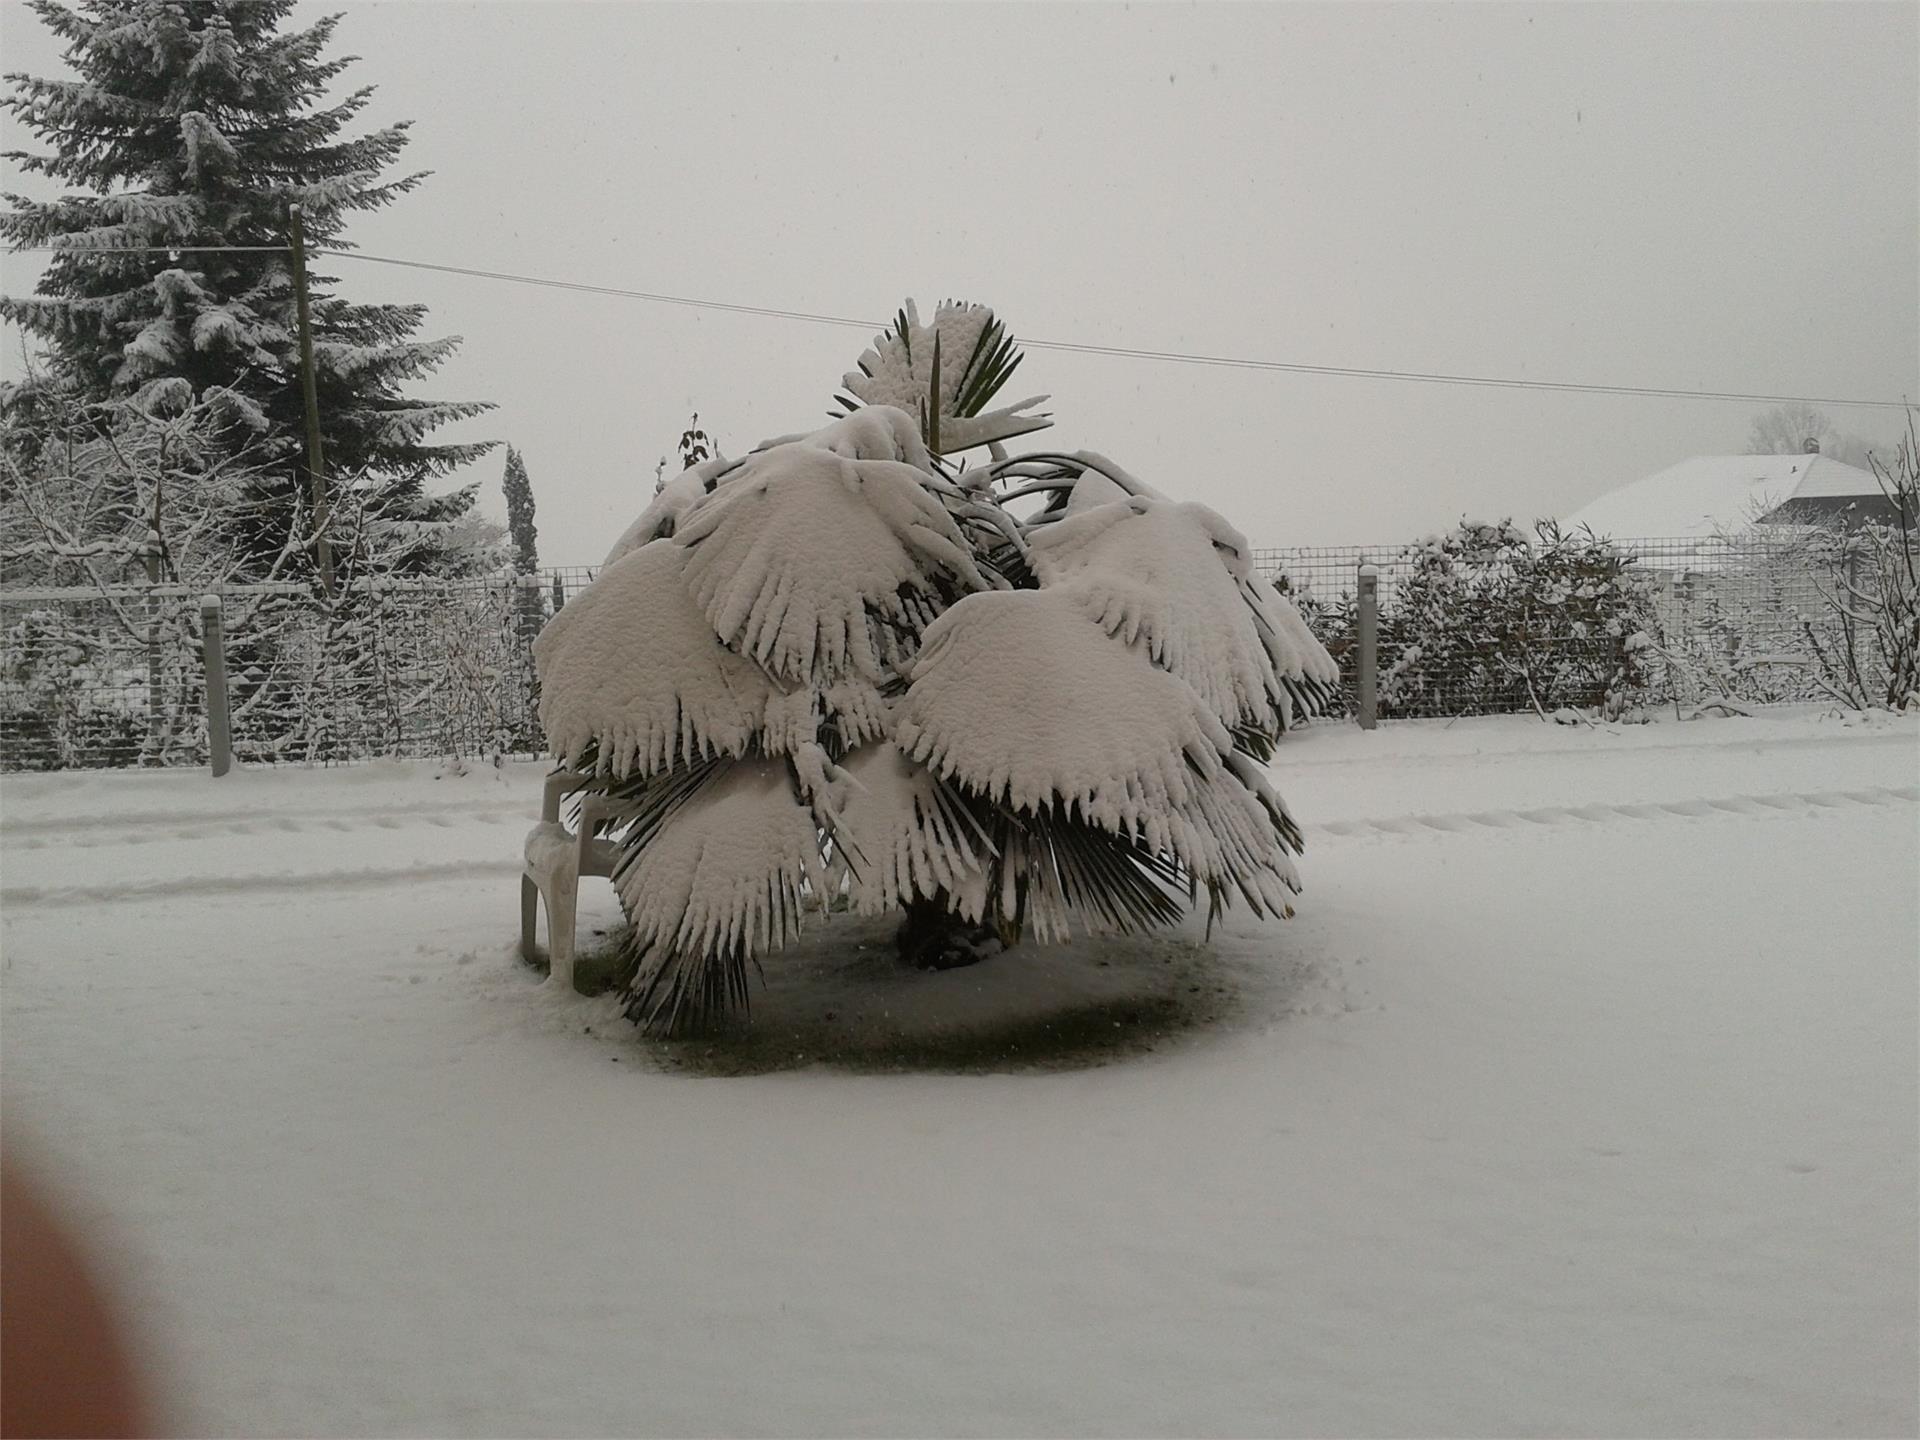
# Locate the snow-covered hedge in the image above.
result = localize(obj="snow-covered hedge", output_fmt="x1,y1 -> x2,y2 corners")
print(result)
1279,521 -> 1655,720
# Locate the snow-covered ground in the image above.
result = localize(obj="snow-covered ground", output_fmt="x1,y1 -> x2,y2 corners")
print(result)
2,709 -> 1915,1438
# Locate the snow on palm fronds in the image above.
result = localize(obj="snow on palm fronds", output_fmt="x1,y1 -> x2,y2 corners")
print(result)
996,459 -> 1340,743
894,588 -> 1302,935
533,303 -> 1339,1034
613,758 -> 828,1032
602,454 -> 735,565
828,741 -> 989,916
834,300 -> 1053,455
533,541 -> 775,776
1029,495 -> 1288,736
675,442 -> 988,685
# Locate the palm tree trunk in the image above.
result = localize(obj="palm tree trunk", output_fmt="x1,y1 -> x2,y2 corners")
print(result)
896,896 -> 1005,971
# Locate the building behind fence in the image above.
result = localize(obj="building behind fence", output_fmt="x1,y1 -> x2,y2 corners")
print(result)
0,536 -> 1892,771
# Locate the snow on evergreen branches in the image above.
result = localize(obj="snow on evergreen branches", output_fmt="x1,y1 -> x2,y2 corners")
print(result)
1,0 -> 494,578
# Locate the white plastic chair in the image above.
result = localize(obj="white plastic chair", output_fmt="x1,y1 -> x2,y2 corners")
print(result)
520,771 -> 618,990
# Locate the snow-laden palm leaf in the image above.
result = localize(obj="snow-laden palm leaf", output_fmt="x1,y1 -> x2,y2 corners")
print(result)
613,757 -> 828,1032
1240,571 -> 1344,741
994,461 -> 1342,747
834,299 -> 1053,454
675,440 -> 988,685
1029,493 -> 1289,737
603,453 -> 739,565
533,540 -> 776,777
826,740 -> 989,914
894,587 -> 1304,940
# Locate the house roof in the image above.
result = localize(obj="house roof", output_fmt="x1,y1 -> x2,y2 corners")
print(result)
1565,454 -> 1883,541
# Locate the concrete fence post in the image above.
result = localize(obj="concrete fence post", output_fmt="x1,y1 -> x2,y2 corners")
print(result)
200,593 -> 232,777
1356,561 -> 1380,731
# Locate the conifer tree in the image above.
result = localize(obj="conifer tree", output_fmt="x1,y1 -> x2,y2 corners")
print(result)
0,0 -> 493,574
501,445 -> 538,574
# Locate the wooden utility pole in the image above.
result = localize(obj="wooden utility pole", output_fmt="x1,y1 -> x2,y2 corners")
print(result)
287,204 -> 331,593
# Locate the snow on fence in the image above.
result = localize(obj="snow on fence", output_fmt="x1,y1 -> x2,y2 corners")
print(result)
1253,531 -> 1872,719
3,572 -> 552,771
0,538 -> 1886,771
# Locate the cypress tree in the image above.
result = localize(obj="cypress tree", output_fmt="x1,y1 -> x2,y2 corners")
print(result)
501,445 -> 538,573
0,0 -> 493,574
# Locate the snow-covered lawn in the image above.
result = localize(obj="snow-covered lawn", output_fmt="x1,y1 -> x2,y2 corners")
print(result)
2,711 -> 1915,1438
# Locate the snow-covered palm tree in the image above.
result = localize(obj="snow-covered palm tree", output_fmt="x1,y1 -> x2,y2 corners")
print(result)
534,301 -> 1338,1032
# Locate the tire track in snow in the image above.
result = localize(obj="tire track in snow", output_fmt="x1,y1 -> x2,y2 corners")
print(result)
1277,726 -> 1917,772
1,803 -> 531,851
1,858 -> 526,909
0,792 -> 531,837
1308,784 -> 1919,845
4,785 -> 1912,911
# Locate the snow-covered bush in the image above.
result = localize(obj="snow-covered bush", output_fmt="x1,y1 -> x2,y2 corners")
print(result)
534,302 -> 1337,1033
1634,552 -> 1832,713
0,608 -> 149,769
1376,520 -> 1654,719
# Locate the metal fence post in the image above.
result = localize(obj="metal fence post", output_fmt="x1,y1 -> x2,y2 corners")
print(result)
1356,561 -> 1380,730
200,593 -> 232,777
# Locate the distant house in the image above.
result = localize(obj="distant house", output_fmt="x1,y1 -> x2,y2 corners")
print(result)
1566,447 -> 1895,542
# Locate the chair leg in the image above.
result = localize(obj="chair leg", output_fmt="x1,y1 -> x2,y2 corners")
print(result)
546,872 -> 580,992
520,874 -> 540,961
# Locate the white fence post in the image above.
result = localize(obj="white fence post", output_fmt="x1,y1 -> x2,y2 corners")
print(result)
200,593 -> 232,777
1356,561 -> 1380,730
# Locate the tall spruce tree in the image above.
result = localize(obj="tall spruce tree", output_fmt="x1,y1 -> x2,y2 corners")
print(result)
501,444 -> 538,573
0,0 -> 493,575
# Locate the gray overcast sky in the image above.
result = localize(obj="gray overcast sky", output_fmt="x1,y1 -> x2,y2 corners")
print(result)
3,0 -> 1915,564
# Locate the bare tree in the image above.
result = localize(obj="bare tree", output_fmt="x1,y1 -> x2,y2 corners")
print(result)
1,384 -> 516,766
1795,410 -> 1919,710
1746,402 -> 1877,470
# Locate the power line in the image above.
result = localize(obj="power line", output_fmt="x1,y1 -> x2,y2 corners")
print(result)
4,244 -> 290,253
4,239 -> 1909,411
323,249 -> 883,332
318,250 -> 1916,412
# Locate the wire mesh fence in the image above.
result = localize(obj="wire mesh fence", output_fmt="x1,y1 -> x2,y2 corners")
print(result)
1,573 -> 560,771
1254,530 -> 1888,719
0,531 -> 1904,770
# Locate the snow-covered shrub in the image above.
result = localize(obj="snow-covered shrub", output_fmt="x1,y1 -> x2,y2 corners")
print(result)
1376,520 -> 1654,719
1634,553 -> 1832,712
535,304 -> 1337,1033
0,608 -> 148,769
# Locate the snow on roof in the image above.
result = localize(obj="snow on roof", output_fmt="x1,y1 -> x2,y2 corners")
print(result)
1565,455 -> 1883,541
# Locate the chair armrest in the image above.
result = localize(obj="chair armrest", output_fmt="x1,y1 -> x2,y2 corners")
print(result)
541,769 -> 590,823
